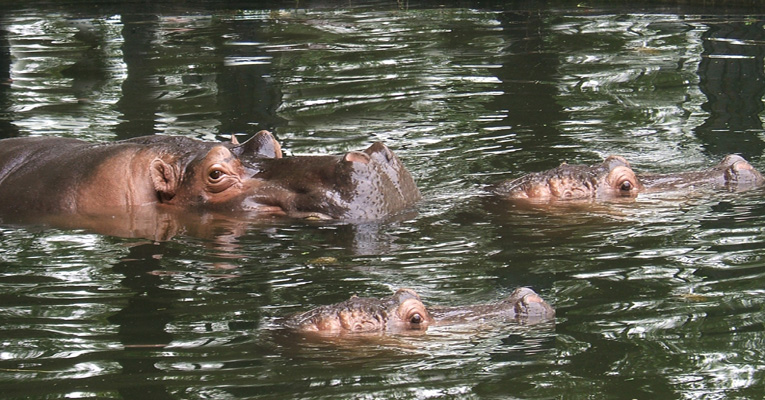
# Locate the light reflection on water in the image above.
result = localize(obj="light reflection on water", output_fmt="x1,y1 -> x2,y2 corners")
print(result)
1,3 -> 765,399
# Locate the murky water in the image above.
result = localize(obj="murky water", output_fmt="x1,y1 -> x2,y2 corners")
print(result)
2,1 -> 765,398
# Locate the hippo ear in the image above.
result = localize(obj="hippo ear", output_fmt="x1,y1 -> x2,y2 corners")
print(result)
150,159 -> 180,201
232,130 -> 282,159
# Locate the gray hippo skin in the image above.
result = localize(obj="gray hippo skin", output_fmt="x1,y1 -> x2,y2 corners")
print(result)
0,131 -> 420,221
494,154 -> 763,201
283,287 -> 555,335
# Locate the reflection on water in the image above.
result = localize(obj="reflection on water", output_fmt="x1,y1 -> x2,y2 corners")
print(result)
2,2 -> 765,399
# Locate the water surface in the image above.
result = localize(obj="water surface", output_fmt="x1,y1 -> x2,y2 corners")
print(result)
1,1 -> 765,398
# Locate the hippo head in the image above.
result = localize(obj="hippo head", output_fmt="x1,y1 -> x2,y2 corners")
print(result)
285,288 -> 433,334
149,132 -> 420,220
495,155 -> 643,201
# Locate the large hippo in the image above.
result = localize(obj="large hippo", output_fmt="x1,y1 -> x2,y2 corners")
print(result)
282,287 -> 555,335
494,154 -> 763,201
0,132 -> 420,223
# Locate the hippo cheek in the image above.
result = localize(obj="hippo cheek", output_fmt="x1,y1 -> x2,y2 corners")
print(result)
548,178 -> 590,200
522,183 -> 551,199
234,182 -> 338,219
310,318 -> 342,332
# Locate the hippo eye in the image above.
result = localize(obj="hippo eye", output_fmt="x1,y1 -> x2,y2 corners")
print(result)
209,169 -> 224,181
620,181 -> 632,191
409,313 -> 422,324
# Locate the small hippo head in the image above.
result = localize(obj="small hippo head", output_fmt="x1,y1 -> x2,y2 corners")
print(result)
285,288 -> 433,334
149,132 -> 420,220
495,155 -> 643,201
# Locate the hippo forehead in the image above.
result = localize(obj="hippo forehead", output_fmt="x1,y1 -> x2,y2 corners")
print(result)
291,296 -> 390,332
289,289 -> 423,332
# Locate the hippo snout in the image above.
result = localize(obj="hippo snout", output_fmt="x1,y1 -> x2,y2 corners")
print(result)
508,287 -> 556,319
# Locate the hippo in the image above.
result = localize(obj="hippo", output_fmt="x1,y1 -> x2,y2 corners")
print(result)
0,131 -> 421,223
493,154 -> 763,201
282,287 -> 555,335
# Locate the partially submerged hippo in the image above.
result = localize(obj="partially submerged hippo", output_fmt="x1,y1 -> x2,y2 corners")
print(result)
0,132 -> 420,222
282,287 -> 554,335
494,154 -> 763,201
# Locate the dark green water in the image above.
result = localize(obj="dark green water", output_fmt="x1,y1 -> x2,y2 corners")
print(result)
2,1 -> 765,398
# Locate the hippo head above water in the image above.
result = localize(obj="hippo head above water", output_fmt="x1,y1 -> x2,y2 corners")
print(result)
283,287 -> 555,335
147,133 -> 421,220
493,155 -> 643,201
0,132 -> 421,222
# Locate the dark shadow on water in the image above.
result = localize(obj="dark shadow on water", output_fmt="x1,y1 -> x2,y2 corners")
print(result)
107,242 -> 177,399
695,19 -> 765,161
114,12 -> 161,140
213,17 -> 287,136
0,24 -> 18,139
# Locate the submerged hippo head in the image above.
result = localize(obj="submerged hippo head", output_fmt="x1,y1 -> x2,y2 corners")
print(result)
285,288 -> 432,334
148,132 -> 420,220
494,155 -> 643,201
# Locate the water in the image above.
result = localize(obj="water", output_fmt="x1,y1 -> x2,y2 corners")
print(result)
1,1 -> 765,398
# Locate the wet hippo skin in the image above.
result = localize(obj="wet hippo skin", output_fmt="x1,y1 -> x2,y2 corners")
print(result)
0,131 -> 421,222
494,154 -> 764,201
282,287 -> 555,335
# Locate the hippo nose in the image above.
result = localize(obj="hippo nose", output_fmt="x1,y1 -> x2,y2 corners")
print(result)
363,142 -> 395,164
343,142 -> 396,165
344,151 -> 371,164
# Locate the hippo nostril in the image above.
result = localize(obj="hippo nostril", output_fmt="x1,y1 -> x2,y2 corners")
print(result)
522,293 -> 544,304
732,160 -> 753,171
380,147 -> 393,162
364,142 -> 394,163
344,151 -> 371,165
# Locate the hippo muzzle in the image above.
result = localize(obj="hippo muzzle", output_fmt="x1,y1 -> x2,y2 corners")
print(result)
238,141 -> 421,220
